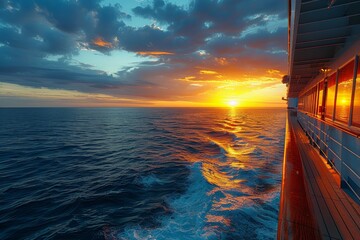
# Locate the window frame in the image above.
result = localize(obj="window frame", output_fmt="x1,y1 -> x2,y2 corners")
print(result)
325,72 -> 337,120
350,55 -> 360,128
334,59 -> 355,124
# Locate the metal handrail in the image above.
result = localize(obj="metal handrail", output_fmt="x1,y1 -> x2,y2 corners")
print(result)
298,111 -> 360,196
298,110 -> 360,138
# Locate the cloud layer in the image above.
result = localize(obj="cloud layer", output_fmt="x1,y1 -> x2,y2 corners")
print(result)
0,0 -> 287,105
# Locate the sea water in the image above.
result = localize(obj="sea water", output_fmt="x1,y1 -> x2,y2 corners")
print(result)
0,108 -> 285,240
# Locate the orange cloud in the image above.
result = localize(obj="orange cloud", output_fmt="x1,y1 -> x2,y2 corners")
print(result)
181,76 -> 196,81
266,69 -> 281,76
179,75 -> 224,83
93,37 -> 112,48
190,83 -> 203,87
200,70 -> 218,75
137,51 -> 174,56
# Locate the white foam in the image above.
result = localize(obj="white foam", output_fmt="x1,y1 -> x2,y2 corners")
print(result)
118,162 -> 218,239
137,174 -> 166,188
117,161 -> 280,240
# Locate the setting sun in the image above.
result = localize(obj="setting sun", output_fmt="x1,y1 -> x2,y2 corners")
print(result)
228,100 -> 239,107
340,98 -> 349,105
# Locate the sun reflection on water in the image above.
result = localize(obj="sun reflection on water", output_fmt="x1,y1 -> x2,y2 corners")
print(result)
118,108 -> 285,239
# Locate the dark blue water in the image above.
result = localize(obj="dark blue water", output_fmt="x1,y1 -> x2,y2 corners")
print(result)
0,108 -> 285,240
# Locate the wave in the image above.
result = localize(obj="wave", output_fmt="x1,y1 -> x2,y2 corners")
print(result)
0,108 -> 286,240
116,155 -> 281,240
116,162 -> 218,240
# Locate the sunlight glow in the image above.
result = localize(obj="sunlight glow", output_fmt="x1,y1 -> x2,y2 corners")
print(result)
228,100 -> 238,107
340,98 -> 348,105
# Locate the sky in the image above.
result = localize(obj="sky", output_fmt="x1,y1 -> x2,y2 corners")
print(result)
0,0 -> 288,107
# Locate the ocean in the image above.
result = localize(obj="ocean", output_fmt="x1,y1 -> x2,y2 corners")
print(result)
0,108 -> 286,240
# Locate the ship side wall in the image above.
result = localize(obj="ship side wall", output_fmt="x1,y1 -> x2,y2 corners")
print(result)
297,47 -> 360,200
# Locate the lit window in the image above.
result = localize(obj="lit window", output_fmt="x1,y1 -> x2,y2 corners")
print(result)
352,59 -> 360,127
325,73 -> 336,119
335,60 -> 354,123
317,81 -> 324,117
312,87 -> 316,114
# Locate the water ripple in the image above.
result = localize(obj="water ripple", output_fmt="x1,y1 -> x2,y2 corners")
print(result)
0,108 -> 285,240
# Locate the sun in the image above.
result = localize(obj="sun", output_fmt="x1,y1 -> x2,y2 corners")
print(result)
340,98 -> 348,105
228,100 -> 238,107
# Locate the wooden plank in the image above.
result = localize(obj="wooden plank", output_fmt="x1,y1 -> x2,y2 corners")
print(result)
342,198 -> 360,225
277,113 -> 322,239
350,201 -> 360,217
290,116 -> 343,239
315,169 -> 360,235
301,152 -> 342,238
332,199 -> 360,238
299,140 -> 330,238
303,160 -> 332,238
316,179 -> 354,239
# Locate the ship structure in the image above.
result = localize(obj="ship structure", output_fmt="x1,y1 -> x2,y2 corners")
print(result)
278,0 -> 360,239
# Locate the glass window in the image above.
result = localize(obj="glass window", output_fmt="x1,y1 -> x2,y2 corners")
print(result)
335,60 -> 354,123
305,90 -> 312,113
317,81 -> 324,116
298,96 -> 304,111
310,88 -> 315,114
306,92 -> 310,112
325,73 -> 336,119
312,87 -> 317,114
352,59 -> 360,127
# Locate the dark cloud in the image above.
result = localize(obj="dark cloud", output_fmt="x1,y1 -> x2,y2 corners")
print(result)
119,25 -> 192,53
133,0 -> 188,24
244,27 -> 288,51
0,44 -> 153,95
134,0 -> 286,36
0,0 -> 129,54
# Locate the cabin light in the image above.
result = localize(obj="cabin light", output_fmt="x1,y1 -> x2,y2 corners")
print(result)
320,68 -> 331,73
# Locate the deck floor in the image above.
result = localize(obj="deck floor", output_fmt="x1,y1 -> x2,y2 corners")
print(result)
278,111 -> 360,239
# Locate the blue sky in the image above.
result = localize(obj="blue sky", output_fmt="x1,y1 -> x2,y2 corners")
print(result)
0,0 -> 287,107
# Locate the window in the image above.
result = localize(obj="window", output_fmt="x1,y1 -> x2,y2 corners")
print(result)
309,87 -> 316,114
305,90 -> 311,113
325,73 -> 336,119
335,60 -> 354,123
306,92 -> 310,112
352,59 -> 360,127
317,81 -> 324,117
312,87 -> 317,114
298,96 -> 304,111
301,87 -> 317,114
